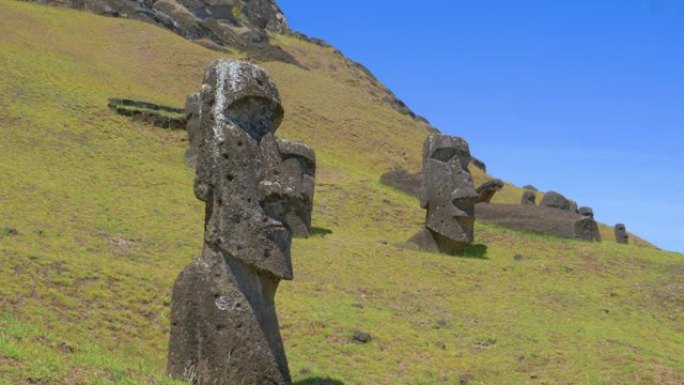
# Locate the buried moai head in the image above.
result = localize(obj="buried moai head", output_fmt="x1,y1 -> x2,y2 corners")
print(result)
615,223 -> 629,244
184,92 -> 201,167
521,190 -> 537,205
276,139 -> 316,237
194,59 -> 294,279
409,134 -> 479,253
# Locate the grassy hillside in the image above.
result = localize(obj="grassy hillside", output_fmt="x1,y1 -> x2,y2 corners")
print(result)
0,2 -> 682,384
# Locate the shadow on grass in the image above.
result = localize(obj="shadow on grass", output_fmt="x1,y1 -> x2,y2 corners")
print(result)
459,243 -> 489,259
310,227 -> 333,237
294,377 -> 345,385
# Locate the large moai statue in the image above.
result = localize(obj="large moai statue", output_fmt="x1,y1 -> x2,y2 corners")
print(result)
539,190 -> 572,211
406,134 -> 479,254
167,60 -> 300,385
276,138 -> 316,237
615,223 -> 629,244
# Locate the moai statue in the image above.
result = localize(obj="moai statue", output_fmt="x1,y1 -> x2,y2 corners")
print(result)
167,60 -> 300,385
539,190 -> 571,211
521,190 -> 536,205
568,200 -> 579,213
184,92 -> 201,168
615,223 -> 629,244
406,134 -> 479,254
276,138 -> 316,237
476,178 -> 504,203
579,206 -> 594,219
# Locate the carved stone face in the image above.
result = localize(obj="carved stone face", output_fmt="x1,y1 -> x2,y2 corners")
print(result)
420,134 -> 479,244
195,60 -> 295,280
277,139 -> 316,237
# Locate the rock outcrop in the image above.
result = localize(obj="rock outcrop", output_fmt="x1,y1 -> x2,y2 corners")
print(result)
32,0 -> 298,64
405,134 -> 479,254
615,223 -> 629,244
168,60 -> 304,385
476,179 -> 504,203
475,203 -> 601,242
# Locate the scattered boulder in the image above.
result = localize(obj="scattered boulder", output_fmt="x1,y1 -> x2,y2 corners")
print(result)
167,60 -> 305,385
578,207 -> 594,219
379,169 -> 421,197
2,227 -> 18,236
476,179 -> 504,203
521,190 -> 536,205
513,253 -> 524,261
276,139 -> 316,238
405,134 -> 479,254
539,191 -> 571,211
352,331 -> 372,344
475,203 -> 601,242
615,223 -> 629,244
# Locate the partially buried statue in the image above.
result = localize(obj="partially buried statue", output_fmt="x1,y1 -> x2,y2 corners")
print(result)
406,134 -> 479,254
167,59 -> 304,385
276,138 -> 316,237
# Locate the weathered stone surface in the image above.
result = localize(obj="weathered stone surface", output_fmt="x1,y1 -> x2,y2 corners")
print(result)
475,203 -> 601,242
168,60 -> 305,385
379,169 -> 421,197
578,206 -> 594,219
539,190 -> 571,211
476,179 -> 504,203
615,223 -> 629,244
406,134 -> 479,254
568,200 -> 579,213
184,92 -> 201,168
522,184 -> 538,192
276,139 -> 316,238
521,190 -> 536,205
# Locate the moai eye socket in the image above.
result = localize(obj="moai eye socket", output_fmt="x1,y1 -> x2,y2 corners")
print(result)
431,147 -> 458,162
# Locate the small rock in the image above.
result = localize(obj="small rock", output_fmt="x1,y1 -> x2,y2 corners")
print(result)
436,341 -> 446,350
352,331 -> 372,343
298,368 -> 311,376
3,227 -> 18,236
351,303 -> 364,309
513,253 -> 524,261
459,374 -> 472,385
380,240 -> 388,245
435,319 -> 450,328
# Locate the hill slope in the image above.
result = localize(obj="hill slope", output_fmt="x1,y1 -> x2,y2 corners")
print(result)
0,2 -> 682,384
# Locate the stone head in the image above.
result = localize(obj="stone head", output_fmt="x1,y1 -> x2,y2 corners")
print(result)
277,139 -> 316,237
420,134 -> 479,244
194,59 -> 294,280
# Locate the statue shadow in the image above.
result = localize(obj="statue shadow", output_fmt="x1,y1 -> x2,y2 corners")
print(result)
294,377 -> 345,385
310,227 -> 333,237
458,243 -> 489,259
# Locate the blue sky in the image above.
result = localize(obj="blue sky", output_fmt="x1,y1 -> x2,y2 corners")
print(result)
278,0 -> 683,253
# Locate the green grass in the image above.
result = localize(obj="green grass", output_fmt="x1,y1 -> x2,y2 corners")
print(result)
0,2 -> 682,384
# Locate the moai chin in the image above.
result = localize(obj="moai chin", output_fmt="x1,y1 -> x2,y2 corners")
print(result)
406,134 -> 479,254
277,138 -> 316,237
167,59 -> 297,385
